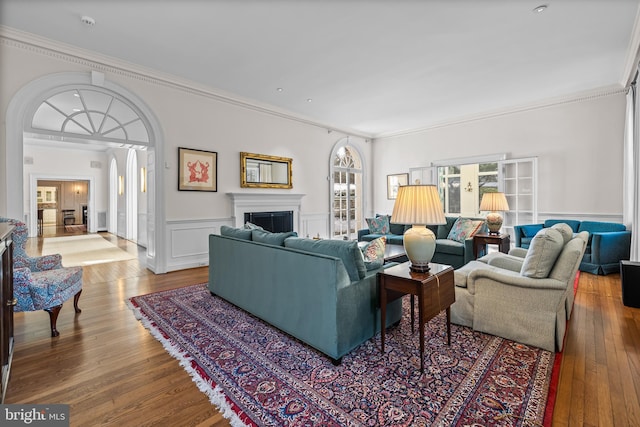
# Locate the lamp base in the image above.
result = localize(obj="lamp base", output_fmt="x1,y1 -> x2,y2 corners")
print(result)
403,225 -> 436,273
485,211 -> 503,235
409,263 -> 431,273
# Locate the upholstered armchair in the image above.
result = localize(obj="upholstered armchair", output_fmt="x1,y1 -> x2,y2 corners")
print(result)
1,218 -> 83,337
451,226 -> 587,352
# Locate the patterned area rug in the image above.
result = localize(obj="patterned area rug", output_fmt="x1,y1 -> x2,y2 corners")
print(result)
128,284 -> 554,426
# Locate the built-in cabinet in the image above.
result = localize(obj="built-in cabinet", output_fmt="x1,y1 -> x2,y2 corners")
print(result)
0,223 -> 15,403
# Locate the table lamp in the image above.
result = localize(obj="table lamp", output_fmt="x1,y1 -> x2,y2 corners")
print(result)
391,185 -> 446,272
479,192 -> 510,235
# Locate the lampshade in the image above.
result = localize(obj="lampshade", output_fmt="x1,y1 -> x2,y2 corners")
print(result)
479,192 -> 510,212
391,185 -> 446,272
479,192 -> 510,234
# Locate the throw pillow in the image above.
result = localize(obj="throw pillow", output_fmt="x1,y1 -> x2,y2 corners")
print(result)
521,224 -> 543,238
220,225 -> 252,240
366,216 -> 390,234
550,223 -> 573,244
447,218 -> 483,243
251,229 -> 297,246
244,222 -> 264,230
520,228 -> 564,278
360,236 -> 386,270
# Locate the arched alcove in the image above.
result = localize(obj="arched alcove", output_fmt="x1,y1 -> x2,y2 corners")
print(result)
5,71 -> 167,273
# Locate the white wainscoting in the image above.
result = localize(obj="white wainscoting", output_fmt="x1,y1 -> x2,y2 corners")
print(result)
165,217 -> 233,272
300,212 -> 331,239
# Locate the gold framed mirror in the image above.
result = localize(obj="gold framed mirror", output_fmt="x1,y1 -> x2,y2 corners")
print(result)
240,152 -> 292,189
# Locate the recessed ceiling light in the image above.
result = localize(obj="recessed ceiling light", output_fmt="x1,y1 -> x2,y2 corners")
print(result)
276,88 -> 283,92
532,4 -> 548,13
72,108 -> 81,112
306,98 -> 313,103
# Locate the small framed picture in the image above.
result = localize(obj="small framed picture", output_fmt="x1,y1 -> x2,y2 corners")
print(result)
387,173 -> 409,199
178,147 -> 218,192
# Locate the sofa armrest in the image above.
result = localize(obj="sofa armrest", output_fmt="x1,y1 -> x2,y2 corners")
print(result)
508,247 -> 528,258
13,267 -> 36,311
590,231 -> 631,265
469,268 -> 567,292
513,224 -> 543,247
463,237 -> 476,265
357,229 -> 371,242
486,254 -> 524,272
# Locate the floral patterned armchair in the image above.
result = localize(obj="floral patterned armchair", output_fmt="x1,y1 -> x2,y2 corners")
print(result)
1,217 -> 83,337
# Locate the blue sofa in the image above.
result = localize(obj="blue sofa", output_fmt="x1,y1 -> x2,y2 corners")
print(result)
358,215 -> 487,269
209,227 -> 402,363
514,219 -> 631,275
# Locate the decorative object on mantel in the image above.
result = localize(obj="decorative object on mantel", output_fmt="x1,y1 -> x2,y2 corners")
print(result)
480,192 -> 510,235
240,152 -> 292,189
178,147 -> 217,192
391,185 -> 446,272
386,173 -> 409,199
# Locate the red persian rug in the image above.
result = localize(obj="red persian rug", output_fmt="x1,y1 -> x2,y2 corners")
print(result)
128,284 -> 555,426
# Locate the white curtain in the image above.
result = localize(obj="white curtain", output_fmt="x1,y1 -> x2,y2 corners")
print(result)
623,78 -> 640,262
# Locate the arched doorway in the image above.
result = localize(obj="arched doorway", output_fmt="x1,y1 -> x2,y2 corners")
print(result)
5,71 -> 167,272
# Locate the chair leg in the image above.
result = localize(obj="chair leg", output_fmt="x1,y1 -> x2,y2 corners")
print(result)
73,290 -> 82,313
45,305 -> 62,337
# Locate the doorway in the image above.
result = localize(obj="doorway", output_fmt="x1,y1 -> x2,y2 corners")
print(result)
35,179 -> 89,236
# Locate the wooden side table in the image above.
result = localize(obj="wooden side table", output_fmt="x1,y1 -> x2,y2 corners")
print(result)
473,233 -> 510,259
378,262 -> 455,372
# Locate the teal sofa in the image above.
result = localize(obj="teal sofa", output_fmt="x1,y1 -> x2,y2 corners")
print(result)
514,219 -> 631,275
208,227 -> 402,363
358,215 -> 487,269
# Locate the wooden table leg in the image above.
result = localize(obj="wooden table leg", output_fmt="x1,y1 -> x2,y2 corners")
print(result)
419,294 -> 425,373
446,307 -> 451,346
410,294 -> 415,333
380,275 -> 386,353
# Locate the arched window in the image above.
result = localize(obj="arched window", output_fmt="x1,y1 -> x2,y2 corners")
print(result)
331,140 -> 364,240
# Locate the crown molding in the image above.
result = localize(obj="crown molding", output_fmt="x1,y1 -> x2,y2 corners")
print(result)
622,3 -> 640,87
0,26 -> 372,139
373,84 -> 627,140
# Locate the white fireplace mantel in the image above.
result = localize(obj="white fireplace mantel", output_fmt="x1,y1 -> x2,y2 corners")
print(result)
227,193 -> 305,231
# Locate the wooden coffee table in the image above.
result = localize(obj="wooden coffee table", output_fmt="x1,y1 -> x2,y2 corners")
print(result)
378,261 -> 455,372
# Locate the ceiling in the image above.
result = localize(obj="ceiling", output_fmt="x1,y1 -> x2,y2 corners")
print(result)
2,0 -> 640,138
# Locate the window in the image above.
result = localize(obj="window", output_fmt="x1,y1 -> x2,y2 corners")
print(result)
331,141 -> 363,240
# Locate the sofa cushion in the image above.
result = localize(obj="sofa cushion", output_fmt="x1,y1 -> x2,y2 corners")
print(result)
386,234 -> 404,245
447,217 -> 483,243
521,224 -> 543,237
550,223 -> 573,244
577,221 -> 626,233
366,216 -> 390,234
284,237 -> 366,281
520,228 -> 564,278
220,225 -> 252,240
251,229 -> 297,246
360,236 -> 386,271
435,239 -> 464,256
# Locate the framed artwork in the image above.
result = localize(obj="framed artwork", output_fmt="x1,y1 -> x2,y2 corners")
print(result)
387,173 -> 409,199
178,147 -> 218,192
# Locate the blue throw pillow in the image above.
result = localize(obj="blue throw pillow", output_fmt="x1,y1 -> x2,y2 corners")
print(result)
366,216 -> 390,234
220,225 -> 252,240
521,224 -> 543,238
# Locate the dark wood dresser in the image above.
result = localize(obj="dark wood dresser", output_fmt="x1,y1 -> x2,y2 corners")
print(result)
0,223 -> 15,403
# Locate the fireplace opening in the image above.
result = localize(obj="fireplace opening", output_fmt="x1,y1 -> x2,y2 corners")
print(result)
244,211 -> 293,233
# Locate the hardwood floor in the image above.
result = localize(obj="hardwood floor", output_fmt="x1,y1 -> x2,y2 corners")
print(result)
5,231 -> 640,426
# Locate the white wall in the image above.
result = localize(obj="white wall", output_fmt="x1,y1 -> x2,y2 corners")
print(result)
372,93 -> 626,221
1,32 -> 372,270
